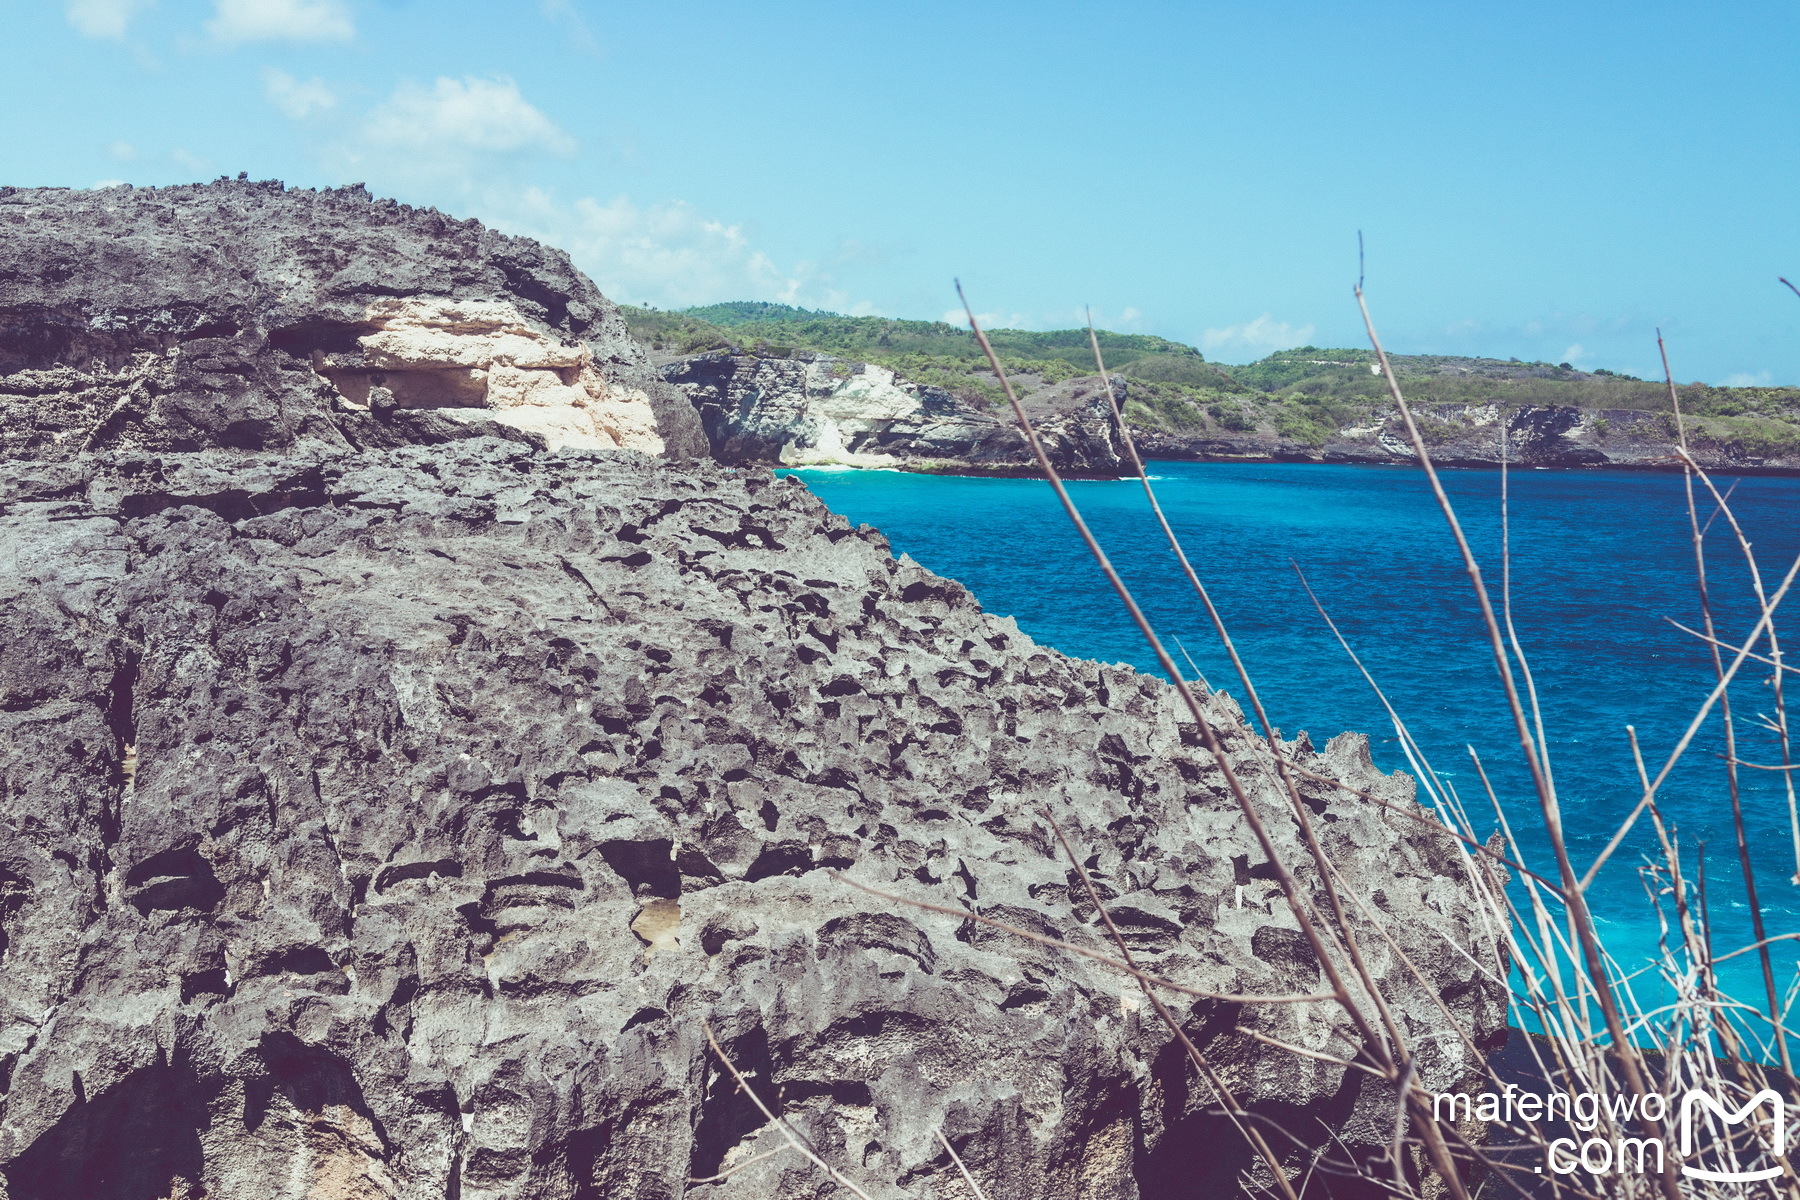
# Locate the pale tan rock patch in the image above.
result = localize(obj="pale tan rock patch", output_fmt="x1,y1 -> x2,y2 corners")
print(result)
313,297 -> 664,454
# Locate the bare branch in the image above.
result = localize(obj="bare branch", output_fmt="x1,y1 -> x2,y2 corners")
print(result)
688,1147 -> 790,1186
935,1129 -> 992,1200
701,1020 -> 883,1200
1357,284 -> 1672,1200
956,283 -> 1392,1069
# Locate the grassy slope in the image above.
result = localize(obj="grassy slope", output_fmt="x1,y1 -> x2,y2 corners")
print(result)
625,302 -> 1237,407
1223,347 -> 1800,448
624,304 -> 1800,450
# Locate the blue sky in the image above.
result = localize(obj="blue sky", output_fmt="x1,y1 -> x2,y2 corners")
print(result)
4,0 -> 1798,382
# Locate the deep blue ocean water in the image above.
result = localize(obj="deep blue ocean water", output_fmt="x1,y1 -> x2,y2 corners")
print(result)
784,461 -> 1800,1014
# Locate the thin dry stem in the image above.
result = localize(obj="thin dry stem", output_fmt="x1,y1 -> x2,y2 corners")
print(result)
1658,330 -> 1795,1076
1084,313 -> 1422,1079
1580,502 -> 1800,887
957,283 -> 1394,1068
1355,284 -> 1676,1200
935,1130 -> 993,1200
701,1020 -> 883,1200
1041,809 -> 1303,1200
688,1147 -> 790,1185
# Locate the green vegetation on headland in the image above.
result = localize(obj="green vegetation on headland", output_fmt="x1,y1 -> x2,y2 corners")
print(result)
1196,347 -> 1800,449
624,301 -> 1237,407
623,303 -> 1800,451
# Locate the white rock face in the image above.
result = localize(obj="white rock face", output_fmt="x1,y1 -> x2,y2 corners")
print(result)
666,352 -> 1128,477
317,298 -> 665,454
776,362 -> 925,468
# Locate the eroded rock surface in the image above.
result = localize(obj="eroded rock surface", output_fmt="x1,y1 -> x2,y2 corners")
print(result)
0,180 -> 706,461
0,182 -> 1505,1199
664,352 -> 1127,478
0,439 -> 1506,1199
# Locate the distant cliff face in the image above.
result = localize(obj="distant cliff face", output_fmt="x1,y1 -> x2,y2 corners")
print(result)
0,181 -> 708,460
664,352 -> 1127,478
1134,401 -> 1800,472
625,299 -> 1800,477
661,346 -> 1784,481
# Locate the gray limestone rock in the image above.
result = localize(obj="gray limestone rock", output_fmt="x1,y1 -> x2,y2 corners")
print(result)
0,183 -> 1506,1199
0,180 -> 708,462
0,439 -> 1506,1199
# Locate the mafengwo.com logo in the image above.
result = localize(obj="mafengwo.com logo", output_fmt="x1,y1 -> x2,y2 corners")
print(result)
1433,1085 -> 1789,1180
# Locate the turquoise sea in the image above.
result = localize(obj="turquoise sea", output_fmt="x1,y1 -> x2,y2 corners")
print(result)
784,461 -> 1800,1017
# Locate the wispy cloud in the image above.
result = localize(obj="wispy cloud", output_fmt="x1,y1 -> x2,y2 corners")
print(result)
1070,305 -> 1147,333
207,0 -> 352,45
66,0 -> 152,39
540,0 -> 600,54
1724,370 -> 1773,387
1438,312 -> 1656,377
490,189 -> 856,311
327,76 -> 574,185
263,68 -> 336,119
928,304 -> 1152,335
299,74 -> 863,313
1199,314 -> 1316,361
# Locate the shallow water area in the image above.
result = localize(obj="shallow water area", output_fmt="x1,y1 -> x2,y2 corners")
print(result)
784,460 -> 1800,1017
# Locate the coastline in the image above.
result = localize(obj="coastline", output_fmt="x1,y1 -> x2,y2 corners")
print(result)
793,452 -> 1800,480
1131,455 -> 1800,477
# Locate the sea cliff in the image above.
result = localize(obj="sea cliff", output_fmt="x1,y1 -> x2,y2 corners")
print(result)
632,306 -> 1800,477
1130,401 -> 1774,470
663,351 -> 1127,478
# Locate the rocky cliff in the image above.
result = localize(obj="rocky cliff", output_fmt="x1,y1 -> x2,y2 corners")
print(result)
662,352 -> 1127,478
0,183 -> 1507,1199
628,303 -> 1800,477
0,180 -> 708,462
657,344 -> 1794,480
1131,402 -> 1800,472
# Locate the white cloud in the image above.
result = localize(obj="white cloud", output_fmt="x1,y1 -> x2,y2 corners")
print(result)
207,0 -> 352,44
263,68 -> 337,119
1199,314 -> 1316,361
308,75 -> 860,313
1074,305 -> 1149,333
333,76 -> 574,184
109,140 -> 138,160
1440,313 -> 1641,360
1724,370 -> 1773,387
540,0 -> 600,53
95,179 -> 129,189
66,0 -> 151,38
490,189 -> 850,311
